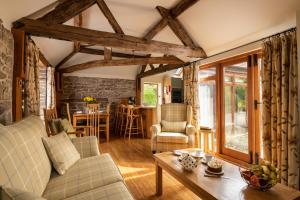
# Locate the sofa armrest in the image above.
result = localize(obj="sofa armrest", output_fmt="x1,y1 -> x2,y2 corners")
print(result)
71,136 -> 100,158
186,124 -> 196,147
150,124 -> 161,137
1,186 -> 46,200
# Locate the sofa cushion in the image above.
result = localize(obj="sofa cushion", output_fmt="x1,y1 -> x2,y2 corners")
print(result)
156,132 -> 189,144
49,119 -> 75,134
1,186 -> 46,200
42,132 -> 80,175
161,120 -> 187,133
42,154 -> 123,200
0,116 -> 51,196
64,182 -> 134,200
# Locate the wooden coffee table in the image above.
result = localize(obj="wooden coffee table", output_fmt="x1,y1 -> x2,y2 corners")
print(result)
153,152 -> 300,200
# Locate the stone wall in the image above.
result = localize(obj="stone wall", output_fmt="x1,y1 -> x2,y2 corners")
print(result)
61,76 -> 136,126
0,20 -> 13,125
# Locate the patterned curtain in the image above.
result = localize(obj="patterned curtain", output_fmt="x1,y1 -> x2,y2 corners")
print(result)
47,67 -> 56,108
262,31 -> 299,189
183,62 -> 200,146
24,38 -> 40,116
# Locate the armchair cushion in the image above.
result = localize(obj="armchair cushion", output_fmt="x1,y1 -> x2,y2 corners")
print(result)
161,120 -> 187,133
156,132 -> 188,144
71,136 -> 100,158
42,132 -> 80,175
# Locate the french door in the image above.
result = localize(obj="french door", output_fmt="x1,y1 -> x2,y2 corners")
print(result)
219,55 -> 260,163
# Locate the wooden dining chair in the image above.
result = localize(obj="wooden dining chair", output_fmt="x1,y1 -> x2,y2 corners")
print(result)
43,108 -> 58,136
86,107 -> 101,139
87,103 -> 100,111
99,103 -> 110,142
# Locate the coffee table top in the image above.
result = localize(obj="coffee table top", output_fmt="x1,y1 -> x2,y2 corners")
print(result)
153,152 -> 300,200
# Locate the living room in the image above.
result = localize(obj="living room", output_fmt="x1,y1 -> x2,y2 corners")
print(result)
0,0 -> 300,199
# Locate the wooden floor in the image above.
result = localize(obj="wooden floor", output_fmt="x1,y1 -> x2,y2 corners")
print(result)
100,136 -> 201,200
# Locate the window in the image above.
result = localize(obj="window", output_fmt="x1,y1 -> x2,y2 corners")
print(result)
199,52 -> 262,164
143,83 -> 158,107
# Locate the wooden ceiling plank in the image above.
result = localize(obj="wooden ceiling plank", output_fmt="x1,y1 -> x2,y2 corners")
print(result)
17,18 -> 206,58
95,0 -> 124,34
137,62 -> 190,78
56,51 -> 77,69
79,47 -> 148,58
59,56 -> 184,73
37,0 -> 95,24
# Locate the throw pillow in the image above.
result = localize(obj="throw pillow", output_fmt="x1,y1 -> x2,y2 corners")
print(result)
42,132 -> 80,175
1,186 -> 46,200
60,119 -> 76,133
161,120 -> 187,133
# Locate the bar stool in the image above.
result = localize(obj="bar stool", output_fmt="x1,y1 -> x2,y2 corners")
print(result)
116,104 -> 127,136
124,105 -> 144,140
199,126 -> 215,153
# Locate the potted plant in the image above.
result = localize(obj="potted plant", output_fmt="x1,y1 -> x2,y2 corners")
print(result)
83,96 -> 97,104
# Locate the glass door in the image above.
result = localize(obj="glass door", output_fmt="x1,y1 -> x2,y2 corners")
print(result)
221,59 -> 253,162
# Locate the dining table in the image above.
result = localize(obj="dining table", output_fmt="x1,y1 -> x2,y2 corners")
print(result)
73,111 -> 110,142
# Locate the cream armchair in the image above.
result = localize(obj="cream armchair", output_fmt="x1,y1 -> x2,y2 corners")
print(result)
151,103 -> 196,153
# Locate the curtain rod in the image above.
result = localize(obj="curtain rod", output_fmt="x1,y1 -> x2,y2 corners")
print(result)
191,27 -> 297,64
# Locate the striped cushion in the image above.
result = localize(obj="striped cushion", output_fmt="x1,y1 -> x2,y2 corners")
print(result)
161,120 -> 187,133
0,116 -> 51,196
1,186 -> 46,200
42,154 -> 123,200
64,182 -> 134,200
71,136 -> 100,158
42,132 -> 80,175
156,132 -> 188,144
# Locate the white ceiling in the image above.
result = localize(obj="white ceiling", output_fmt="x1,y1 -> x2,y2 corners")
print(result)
0,0 -> 299,80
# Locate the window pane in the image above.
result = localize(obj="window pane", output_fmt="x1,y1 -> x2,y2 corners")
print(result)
143,83 -> 158,107
223,62 -> 248,153
199,68 -> 216,79
199,80 -> 216,129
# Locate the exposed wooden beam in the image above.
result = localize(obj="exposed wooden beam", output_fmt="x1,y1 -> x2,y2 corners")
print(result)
60,56 -> 184,73
156,6 -> 198,48
38,0 -> 95,24
104,47 -> 112,61
74,13 -> 83,51
95,0 -> 124,34
149,64 -> 155,70
144,19 -> 168,40
79,47 -> 148,58
137,62 -> 190,78
143,0 -> 199,40
140,65 -> 147,73
170,0 -> 199,17
56,51 -> 77,69
17,18 -> 206,58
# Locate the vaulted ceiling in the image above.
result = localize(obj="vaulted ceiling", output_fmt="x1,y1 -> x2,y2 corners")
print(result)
1,0 -> 299,79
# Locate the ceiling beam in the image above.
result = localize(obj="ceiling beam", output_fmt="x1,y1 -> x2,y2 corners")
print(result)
79,47 -> 148,58
37,0 -> 95,24
170,0 -> 199,17
104,47 -> 112,61
137,62 -> 190,78
156,6 -> 198,48
95,0 -> 124,34
59,56 -> 184,73
56,51 -> 77,68
143,0 -> 199,40
16,18 -> 206,58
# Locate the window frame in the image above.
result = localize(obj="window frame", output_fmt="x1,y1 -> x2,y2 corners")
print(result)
142,82 -> 159,107
199,50 -> 262,166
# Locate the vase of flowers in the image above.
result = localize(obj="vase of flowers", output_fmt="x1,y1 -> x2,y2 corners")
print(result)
83,96 -> 97,104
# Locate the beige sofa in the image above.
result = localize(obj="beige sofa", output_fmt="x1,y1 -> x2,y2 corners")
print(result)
151,103 -> 196,152
0,116 -> 134,200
